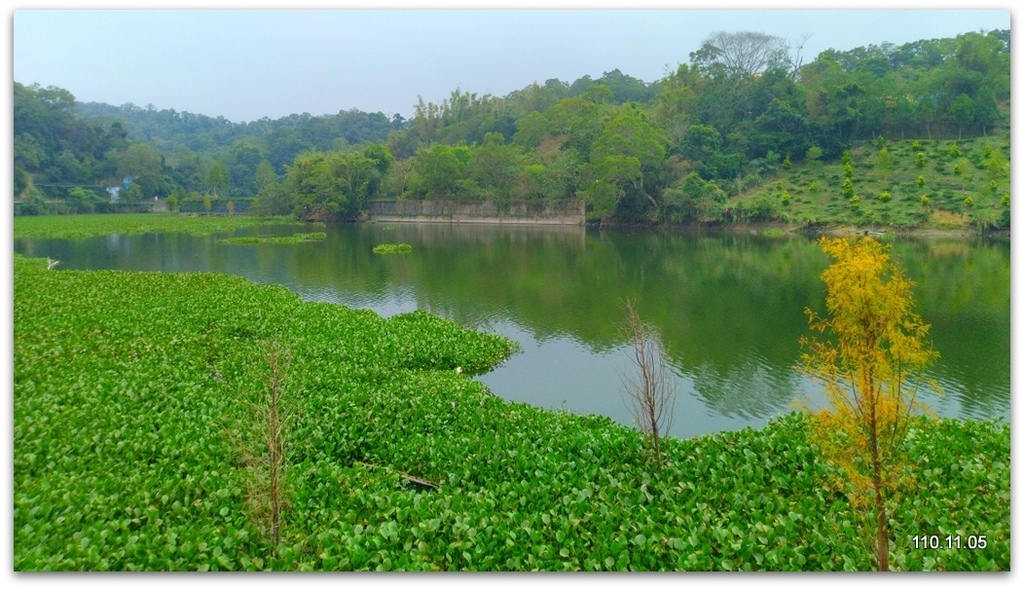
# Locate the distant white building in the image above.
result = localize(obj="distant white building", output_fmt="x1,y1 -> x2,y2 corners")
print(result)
107,177 -> 133,203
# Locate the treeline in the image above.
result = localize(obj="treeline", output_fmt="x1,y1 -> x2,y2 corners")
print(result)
14,29 -> 1009,223
74,102 -> 401,173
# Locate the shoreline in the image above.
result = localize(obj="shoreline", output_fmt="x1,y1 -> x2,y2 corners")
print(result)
589,219 -> 1008,240
13,211 -> 1009,242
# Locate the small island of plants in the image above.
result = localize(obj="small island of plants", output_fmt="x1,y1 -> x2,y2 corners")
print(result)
219,232 -> 326,245
373,243 -> 413,254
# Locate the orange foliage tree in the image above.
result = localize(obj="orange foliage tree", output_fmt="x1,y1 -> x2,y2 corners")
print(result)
800,237 -> 939,571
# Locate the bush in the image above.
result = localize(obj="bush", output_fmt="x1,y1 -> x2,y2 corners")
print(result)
733,195 -> 783,222
841,178 -> 855,198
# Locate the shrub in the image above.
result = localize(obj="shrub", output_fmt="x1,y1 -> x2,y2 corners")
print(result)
841,178 -> 855,198
805,146 -> 823,167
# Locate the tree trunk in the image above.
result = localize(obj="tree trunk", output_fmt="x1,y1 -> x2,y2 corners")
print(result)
869,409 -> 889,571
874,478 -> 889,571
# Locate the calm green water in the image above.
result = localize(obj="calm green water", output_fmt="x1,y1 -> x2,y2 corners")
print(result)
15,223 -> 1010,438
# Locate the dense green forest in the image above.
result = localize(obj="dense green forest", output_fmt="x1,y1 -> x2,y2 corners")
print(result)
13,29 -> 1010,228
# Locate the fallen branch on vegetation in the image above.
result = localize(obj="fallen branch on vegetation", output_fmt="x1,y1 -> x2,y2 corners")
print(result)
355,460 -> 439,491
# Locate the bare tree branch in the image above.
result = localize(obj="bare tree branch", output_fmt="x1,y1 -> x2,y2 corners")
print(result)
618,298 -> 676,469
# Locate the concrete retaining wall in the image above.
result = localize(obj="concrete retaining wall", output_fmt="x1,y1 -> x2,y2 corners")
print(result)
368,199 -> 585,225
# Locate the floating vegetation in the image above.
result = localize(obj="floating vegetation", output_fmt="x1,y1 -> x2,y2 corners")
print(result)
12,254 -> 1009,571
13,213 -> 302,240
373,243 -> 413,254
219,232 -> 326,245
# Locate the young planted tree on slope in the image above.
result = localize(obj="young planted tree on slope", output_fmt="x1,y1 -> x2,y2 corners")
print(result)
800,237 -> 939,571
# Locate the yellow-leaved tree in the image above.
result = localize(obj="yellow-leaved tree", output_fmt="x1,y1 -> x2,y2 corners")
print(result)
800,237 -> 939,571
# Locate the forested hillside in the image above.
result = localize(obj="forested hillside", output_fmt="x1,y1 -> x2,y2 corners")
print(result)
13,29 -> 1010,229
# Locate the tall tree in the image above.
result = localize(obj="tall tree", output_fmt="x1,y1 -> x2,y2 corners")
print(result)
409,143 -> 471,200
800,237 -> 939,572
226,140 -> 265,196
468,133 -> 522,203
691,31 -> 791,79
254,158 -> 278,191
206,159 -> 229,198
589,106 -> 669,209
118,143 -> 163,197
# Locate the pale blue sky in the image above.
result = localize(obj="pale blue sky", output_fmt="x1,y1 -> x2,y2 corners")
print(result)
9,2 -> 1014,123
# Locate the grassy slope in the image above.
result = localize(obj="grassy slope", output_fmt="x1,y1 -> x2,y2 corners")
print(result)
735,130 -> 1011,231
12,254 -> 1009,571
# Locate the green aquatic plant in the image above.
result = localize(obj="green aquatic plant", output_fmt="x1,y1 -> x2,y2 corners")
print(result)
373,243 -> 413,254
219,232 -> 326,245
12,255 -> 1009,571
13,213 -> 298,240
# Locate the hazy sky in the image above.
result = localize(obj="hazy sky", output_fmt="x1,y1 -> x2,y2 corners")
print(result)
9,2 -> 1014,123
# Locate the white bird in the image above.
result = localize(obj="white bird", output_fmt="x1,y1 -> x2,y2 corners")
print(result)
46,258 -> 60,270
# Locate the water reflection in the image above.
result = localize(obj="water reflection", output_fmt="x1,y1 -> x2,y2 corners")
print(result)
15,224 -> 1009,438
689,354 -> 801,421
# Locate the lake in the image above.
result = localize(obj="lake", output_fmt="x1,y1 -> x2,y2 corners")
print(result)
15,222 -> 1010,439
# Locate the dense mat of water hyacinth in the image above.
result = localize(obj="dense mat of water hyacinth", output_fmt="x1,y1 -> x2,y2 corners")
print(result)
13,255 -> 1009,571
13,213 -> 300,240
